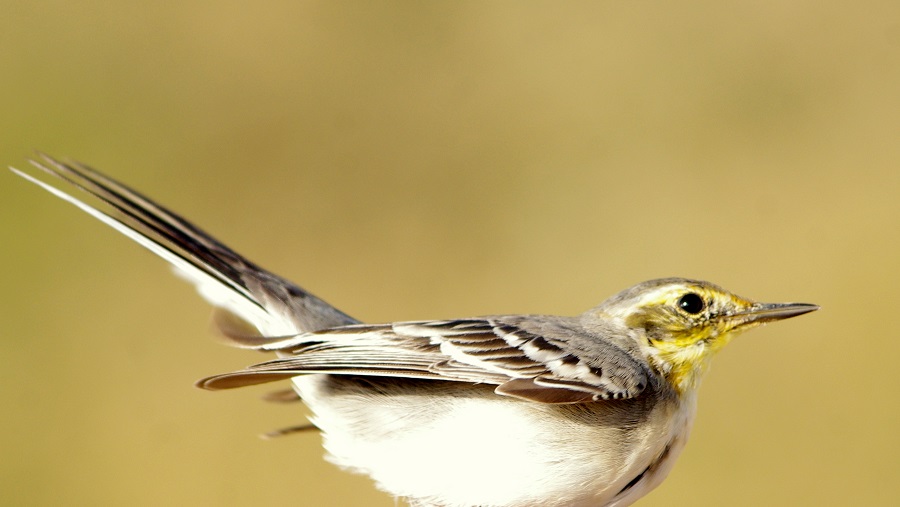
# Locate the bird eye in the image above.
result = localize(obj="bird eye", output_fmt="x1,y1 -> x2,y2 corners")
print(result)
677,293 -> 705,314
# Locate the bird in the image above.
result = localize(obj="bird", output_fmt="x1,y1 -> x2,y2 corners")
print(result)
12,153 -> 818,507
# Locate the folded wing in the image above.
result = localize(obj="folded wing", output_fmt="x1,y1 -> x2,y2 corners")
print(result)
198,318 -> 650,404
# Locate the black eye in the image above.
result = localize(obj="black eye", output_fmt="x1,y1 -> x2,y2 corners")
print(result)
678,293 -> 705,314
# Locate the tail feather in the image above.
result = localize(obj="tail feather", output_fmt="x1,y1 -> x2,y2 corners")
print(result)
12,153 -> 358,337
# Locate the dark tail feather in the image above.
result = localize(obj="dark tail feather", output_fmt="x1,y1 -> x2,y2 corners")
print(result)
12,153 -> 359,338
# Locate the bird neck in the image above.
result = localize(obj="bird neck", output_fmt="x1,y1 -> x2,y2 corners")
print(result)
647,335 -> 734,394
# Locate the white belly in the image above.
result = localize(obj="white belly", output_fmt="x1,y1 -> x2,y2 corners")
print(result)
294,375 -> 695,507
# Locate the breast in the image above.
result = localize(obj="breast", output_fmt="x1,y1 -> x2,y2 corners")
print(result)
603,390 -> 698,507
293,374 -> 695,507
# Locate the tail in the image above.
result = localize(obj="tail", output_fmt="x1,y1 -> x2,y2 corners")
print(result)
11,153 -> 359,339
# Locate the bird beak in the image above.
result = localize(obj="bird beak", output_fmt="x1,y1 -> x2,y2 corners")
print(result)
726,302 -> 819,329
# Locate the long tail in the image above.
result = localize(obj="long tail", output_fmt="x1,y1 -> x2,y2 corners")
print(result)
11,153 -> 359,338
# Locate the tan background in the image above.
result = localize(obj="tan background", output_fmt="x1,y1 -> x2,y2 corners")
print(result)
2,2 -> 898,506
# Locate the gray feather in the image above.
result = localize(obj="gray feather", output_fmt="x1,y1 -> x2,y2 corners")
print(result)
198,317 -> 651,403
14,154 -> 651,405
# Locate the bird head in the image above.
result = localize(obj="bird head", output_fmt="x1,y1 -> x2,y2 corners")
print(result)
591,278 -> 818,393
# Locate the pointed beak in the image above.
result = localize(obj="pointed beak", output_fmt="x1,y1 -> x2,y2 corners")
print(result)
727,302 -> 819,329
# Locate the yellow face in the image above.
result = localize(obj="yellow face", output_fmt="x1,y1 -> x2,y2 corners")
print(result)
623,282 -> 757,351
594,278 -> 817,392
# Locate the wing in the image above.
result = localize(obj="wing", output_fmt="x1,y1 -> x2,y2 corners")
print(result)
198,317 -> 650,404
11,153 -> 358,336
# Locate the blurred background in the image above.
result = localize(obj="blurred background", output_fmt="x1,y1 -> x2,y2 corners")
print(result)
2,1 -> 898,506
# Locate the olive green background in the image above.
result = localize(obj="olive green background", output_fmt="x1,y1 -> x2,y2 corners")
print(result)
2,2 -> 898,506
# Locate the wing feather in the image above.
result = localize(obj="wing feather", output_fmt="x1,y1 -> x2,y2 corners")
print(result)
199,318 -> 650,403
